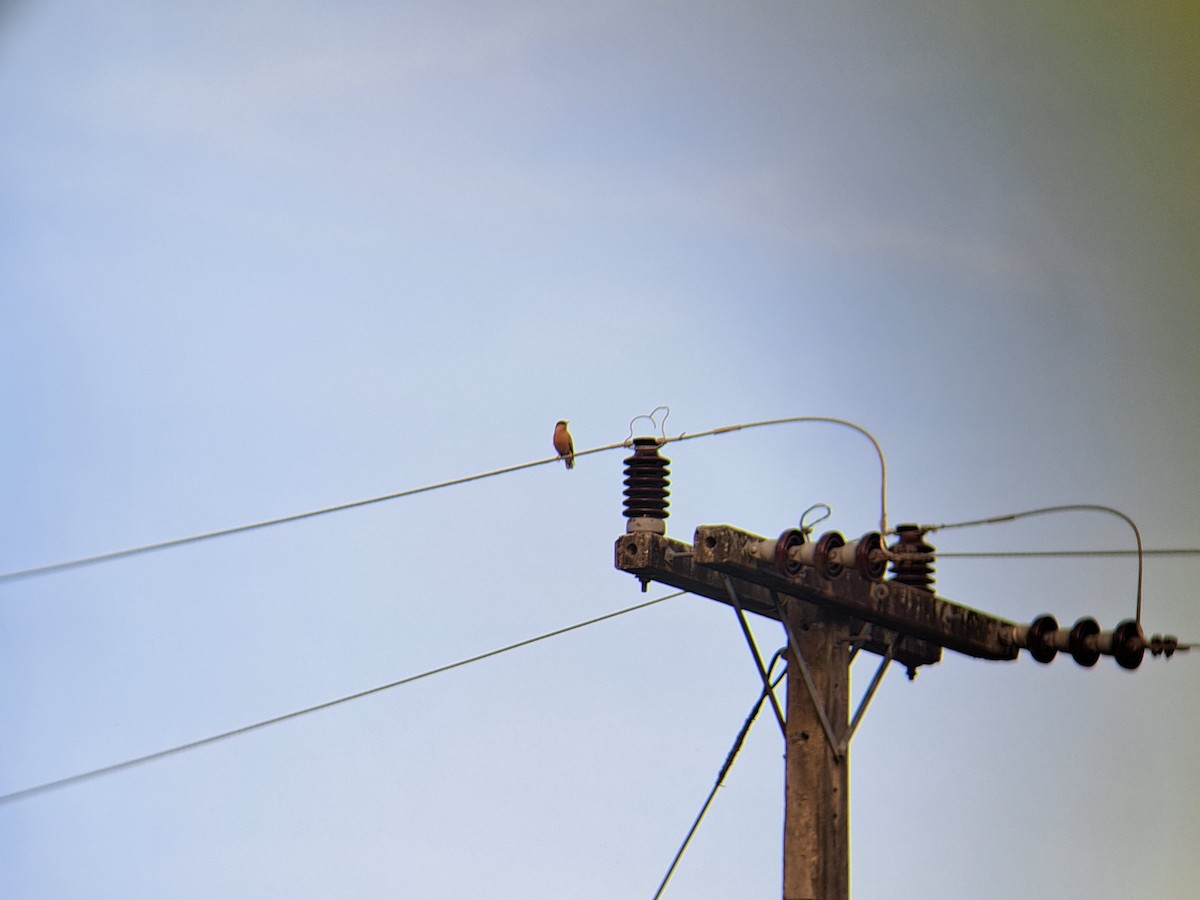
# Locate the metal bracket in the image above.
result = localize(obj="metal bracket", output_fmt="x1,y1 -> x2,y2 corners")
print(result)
721,575 -> 788,738
841,638 -> 895,755
769,591 -> 843,760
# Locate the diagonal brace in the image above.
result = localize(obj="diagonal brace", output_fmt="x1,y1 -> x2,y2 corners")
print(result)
840,638 -> 895,755
770,591 -> 844,760
721,575 -> 787,737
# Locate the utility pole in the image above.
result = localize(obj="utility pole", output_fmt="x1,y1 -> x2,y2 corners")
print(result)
612,438 -> 1183,899
779,603 -> 849,900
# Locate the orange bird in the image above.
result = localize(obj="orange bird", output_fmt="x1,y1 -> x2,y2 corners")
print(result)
553,420 -> 575,469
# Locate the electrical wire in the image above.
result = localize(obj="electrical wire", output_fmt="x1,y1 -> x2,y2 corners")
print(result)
653,650 -> 787,900
662,417 -> 890,534
0,591 -> 684,806
16,416 -> 1183,594
924,504 -> 1145,625
0,441 -> 632,586
1,414 -> 889,587
940,548 -> 1200,559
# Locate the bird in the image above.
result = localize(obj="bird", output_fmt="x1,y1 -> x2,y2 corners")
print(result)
552,420 -> 575,469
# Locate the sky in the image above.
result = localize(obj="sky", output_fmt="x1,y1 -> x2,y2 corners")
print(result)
1,1 -> 1198,897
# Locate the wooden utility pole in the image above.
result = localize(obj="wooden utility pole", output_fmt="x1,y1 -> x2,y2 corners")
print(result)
615,520 -> 1170,898
614,436 -> 1181,898
780,604 -> 850,900
615,526 -> 942,899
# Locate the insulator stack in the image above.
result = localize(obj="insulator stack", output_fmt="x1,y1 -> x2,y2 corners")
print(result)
1109,620 -> 1145,670
889,524 -> 935,592
622,438 -> 670,534
1015,616 -> 1155,669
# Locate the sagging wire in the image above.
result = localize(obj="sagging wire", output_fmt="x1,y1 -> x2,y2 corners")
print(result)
660,416 -> 890,535
0,591 -> 685,805
924,504 -> 1146,628
653,649 -> 787,900
2,411 -> 888,587
0,437 -> 633,586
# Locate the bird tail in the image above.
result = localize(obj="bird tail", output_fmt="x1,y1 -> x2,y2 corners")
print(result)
564,456 -> 575,470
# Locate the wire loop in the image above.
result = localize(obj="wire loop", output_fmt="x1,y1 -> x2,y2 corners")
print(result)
926,505 -> 1146,627
625,405 -> 672,445
799,503 -> 833,535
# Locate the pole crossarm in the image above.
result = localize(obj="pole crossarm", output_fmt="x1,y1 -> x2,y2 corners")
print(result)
614,511 -> 1184,900
614,531 -> 942,671
691,524 -> 1020,661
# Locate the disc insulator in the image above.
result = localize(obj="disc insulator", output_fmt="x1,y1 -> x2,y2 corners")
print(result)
1069,617 -> 1101,667
1026,614 -> 1059,664
815,530 -> 845,579
855,531 -> 887,582
774,528 -> 806,577
1111,619 -> 1145,670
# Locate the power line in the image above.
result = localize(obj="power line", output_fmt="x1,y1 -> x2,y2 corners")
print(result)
7,413 -> 1193,589
0,591 -> 684,806
0,414 -> 892,587
670,417 -> 890,533
925,504 -> 1146,623
941,548 -> 1200,559
654,651 -> 787,899
0,440 -> 632,586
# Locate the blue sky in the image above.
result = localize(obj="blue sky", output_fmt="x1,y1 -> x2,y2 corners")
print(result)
2,2 -> 1198,897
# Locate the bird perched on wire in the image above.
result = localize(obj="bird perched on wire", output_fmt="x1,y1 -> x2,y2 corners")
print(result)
552,420 -> 575,469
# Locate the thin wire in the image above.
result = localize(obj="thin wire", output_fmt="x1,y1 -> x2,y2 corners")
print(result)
0,439 -> 632,586
799,503 -> 833,534
626,405 -> 672,444
940,548 -> 1200,559
663,417 -> 889,534
0,591 -> 684,806
925,505 -> 1145,625
653,651 -> 787,900
2,415 -> 887,586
